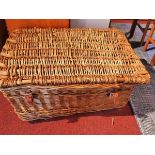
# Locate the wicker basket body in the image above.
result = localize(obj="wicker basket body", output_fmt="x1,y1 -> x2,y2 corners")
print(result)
0,28 -> 150,121
2,84 -> 133,121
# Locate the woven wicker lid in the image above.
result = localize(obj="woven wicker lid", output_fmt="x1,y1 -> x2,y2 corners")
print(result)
0,28 -> 150,87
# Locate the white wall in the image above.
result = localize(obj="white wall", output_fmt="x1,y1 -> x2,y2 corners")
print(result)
70,19 -> 110,28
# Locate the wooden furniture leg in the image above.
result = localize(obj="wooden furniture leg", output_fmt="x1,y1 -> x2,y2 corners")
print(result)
143,23 -> 155,52
143,22 -> 155,66
151,54 -> 155,66
140,20 -> 151,46
126,19 -> 138,39
126,19 -> 152,46
109,19 -> 112,28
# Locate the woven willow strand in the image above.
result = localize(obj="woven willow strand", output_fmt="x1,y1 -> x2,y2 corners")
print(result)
0,28 -> 150,87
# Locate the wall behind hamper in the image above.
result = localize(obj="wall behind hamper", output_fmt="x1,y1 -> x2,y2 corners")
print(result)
5,19 -> 70,33
70,19 -> 110,28
0,19 -> 8,51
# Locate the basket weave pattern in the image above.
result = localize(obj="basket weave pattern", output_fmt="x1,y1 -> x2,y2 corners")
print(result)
0,28 -> 150,87
0,28 -> 150,121
2,84 -> 133,121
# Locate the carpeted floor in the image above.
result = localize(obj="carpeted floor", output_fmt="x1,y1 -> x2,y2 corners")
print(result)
1,22 -> 155,135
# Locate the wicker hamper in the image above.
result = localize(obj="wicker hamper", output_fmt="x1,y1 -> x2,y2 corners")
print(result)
0,28 -> 150,121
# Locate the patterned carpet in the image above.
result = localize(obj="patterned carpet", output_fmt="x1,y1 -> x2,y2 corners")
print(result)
112,23 -> 155,134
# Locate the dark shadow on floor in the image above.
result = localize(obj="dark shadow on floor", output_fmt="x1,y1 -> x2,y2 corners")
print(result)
129,41 -> 141,48
140,59 -> 155,73
30,102 -> 134,124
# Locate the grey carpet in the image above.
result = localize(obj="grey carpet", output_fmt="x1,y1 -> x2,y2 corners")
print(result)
130,62 -> 155,135
130,84 -> 155,134
111,23 -> 155,134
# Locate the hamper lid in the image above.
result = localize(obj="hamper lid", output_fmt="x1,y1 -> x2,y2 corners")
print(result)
0,28 -> 150,87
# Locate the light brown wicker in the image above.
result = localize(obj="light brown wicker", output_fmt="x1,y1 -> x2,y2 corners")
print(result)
0,28 -> 150,87
0,27 -> 150,121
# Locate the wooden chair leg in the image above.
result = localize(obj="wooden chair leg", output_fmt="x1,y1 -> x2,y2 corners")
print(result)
151,54 -> 155,66
109,19 -> 112,28
126,19 -> 138,39
143,23 -> 155,52
143,38 -> 151,52
140,20 -> 151,46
